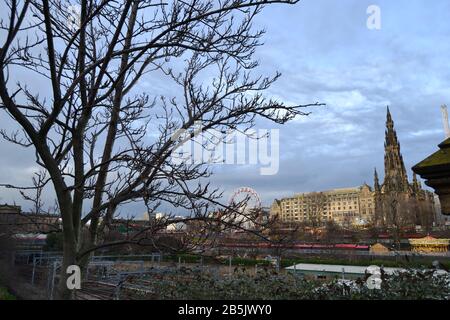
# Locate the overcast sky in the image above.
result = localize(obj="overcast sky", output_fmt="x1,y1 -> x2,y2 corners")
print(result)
205,0 -> 450,209
1,0 -> 449,218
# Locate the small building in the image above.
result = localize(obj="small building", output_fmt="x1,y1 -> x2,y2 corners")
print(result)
285,263 -> 403,281
0,204 -> 21,215
13,233 -> 47,250
166,216 -> 187,232
409,235 -> 449,253
370,243 -> 390,254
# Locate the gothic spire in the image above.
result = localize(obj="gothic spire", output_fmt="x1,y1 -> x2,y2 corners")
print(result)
386,106 -> 392,125
374,167 -> 381,193
383,107 -> 410,193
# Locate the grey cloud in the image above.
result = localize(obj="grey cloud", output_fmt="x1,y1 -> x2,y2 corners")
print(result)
1,0 -> 448,215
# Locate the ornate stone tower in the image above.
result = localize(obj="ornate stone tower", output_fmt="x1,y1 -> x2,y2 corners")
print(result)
373,107 -> 436,229
382,107 -> 411,194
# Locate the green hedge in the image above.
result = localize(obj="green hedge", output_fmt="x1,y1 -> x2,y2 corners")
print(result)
149,269 -> 450,300
166,254 -> 272,267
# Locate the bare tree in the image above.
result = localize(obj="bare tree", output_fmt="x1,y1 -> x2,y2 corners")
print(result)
0,0 -> 320,298
383,193 -> 414,249
322,219 -> 341,244
306,192 -> 327,228
266,218 -> 299,260
415,193 -> 435,233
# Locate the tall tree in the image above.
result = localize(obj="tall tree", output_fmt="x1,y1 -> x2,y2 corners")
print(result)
0,0 -> 318,298
306,192 -> 327,228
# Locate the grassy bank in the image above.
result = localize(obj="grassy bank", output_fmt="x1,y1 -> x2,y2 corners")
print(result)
169,254 -> 450,269
167,254 -> 272,267
91,253 -> 450,269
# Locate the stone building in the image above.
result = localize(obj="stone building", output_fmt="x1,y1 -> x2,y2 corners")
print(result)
433,195 -> 450,227
374,107 -> 435,229
270,185 -> 375,227
0,204 -> 61,234
270,107 -> 436,228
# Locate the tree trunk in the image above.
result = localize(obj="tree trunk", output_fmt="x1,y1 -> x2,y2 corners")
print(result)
54,195 -> 78,300
57,234 -> 78,300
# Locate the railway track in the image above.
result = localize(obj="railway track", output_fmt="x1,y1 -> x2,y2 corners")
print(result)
77,279 -> 157,300
77,281 -> 118,300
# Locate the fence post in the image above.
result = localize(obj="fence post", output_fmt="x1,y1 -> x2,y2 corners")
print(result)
49,261 -> 57,300
115,274 -> 123,300
85,264 -> 90,281
31,256 -> 37,285
46,262 -> 52,297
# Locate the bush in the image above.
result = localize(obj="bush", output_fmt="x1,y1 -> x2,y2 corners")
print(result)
148,268 -> 450,300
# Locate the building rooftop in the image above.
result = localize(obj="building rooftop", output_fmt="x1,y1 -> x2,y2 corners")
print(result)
413,138 -> 450,172
285,263 -> 404,275
281,186 -> 363,200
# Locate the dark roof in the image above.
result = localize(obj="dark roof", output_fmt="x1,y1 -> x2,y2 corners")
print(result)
413,138 -> 450,175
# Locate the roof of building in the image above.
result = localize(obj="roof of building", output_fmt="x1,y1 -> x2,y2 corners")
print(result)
370,243 -> 390,252
413,138 -> 450,174
13,233 -> 47,240
0,204 -> 21,214
285,263 -> 403,275
283,186 -> 364,200
409,236 -> 450,245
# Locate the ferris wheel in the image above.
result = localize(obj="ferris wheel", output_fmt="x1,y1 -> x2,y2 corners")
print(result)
229,187 -> 262,209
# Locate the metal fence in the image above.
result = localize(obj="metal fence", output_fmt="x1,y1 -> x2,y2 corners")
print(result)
12,251 -> 165,299
13,249 -> 449,300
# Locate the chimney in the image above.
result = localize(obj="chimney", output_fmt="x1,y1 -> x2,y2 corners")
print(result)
441,105 -> 450,139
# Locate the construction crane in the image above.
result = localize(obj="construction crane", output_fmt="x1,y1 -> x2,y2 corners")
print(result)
441,105 -> 450,139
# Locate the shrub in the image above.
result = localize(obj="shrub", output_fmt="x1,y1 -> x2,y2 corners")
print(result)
147,268 -> 450,300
